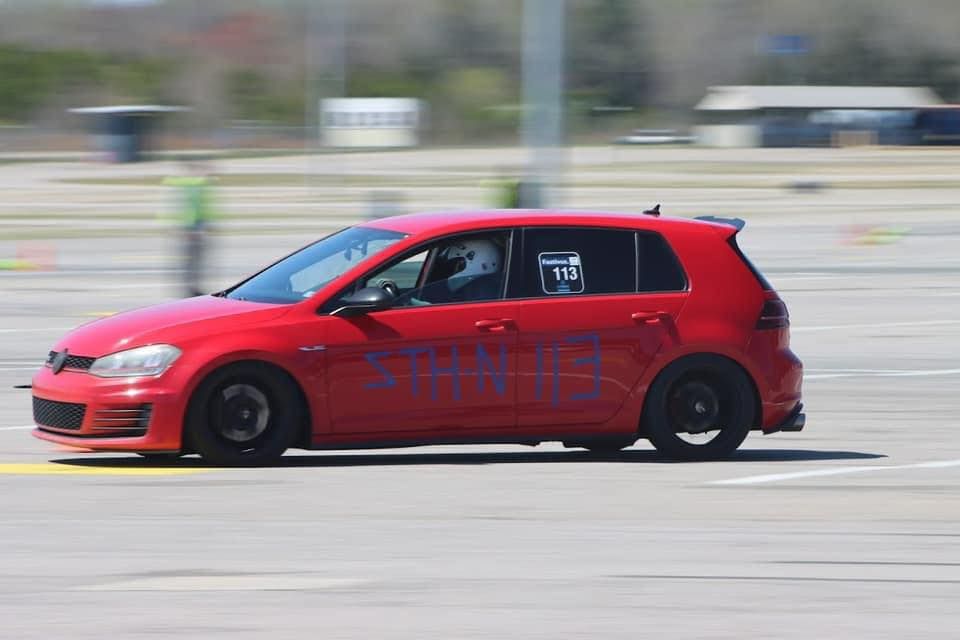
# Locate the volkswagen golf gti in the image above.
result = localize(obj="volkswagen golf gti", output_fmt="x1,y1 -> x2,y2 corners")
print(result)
31,209 -> 804,465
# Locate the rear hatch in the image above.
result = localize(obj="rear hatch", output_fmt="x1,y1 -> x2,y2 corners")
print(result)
696,216 -> 789,331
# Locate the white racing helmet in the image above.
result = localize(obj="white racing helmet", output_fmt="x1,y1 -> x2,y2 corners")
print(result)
443,238 -> 501,291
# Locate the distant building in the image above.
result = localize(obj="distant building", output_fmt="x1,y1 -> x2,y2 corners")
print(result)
693,85 -> 943,147
70,105 -> 189,162
914,105 -> 960,145
321,98 -> 422,149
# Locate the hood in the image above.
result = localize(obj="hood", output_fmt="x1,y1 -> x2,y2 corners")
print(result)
50,296 -> 292,358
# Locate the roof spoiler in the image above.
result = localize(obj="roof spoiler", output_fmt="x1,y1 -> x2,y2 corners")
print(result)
695,215 -> 745,232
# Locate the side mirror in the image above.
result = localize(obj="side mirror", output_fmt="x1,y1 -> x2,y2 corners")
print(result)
330,286 -> 395,317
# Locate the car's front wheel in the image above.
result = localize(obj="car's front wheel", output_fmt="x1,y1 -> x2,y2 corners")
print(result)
184,362 -> 303,466
642,355 -> 755,461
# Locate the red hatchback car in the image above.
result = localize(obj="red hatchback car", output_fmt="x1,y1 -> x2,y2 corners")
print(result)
32,210 -> 803,465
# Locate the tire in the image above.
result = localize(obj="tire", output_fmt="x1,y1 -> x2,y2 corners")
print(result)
183,362 -> 303,466
642,355 -> 756,461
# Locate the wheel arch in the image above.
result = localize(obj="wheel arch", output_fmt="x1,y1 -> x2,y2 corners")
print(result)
637,351 -> 762,435
182,357 -> 314,449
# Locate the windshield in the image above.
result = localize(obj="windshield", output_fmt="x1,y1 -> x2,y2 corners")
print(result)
226,226 -> 407,304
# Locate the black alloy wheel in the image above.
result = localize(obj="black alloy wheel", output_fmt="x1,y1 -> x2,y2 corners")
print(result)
184,362 -> 303,466
642,355 -> 755,461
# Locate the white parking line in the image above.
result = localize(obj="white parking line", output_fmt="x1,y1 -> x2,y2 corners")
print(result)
80,575 -> 370,592
712,459 -> 960,486
0,426 -> 34,431
772,275 -> 841,282
783,272 -> 835,277
90,282 -> 175,290
793,319 -> 960,333
806,368 -> 960,380
0,327 -> 73,334
806,368 -> 920,373
0,269 -> 168,276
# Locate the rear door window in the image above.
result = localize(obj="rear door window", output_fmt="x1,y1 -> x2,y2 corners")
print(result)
637,231 -> 687,292
518,227 -> 637,297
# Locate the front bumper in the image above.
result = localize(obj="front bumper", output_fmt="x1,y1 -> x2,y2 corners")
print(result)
30,366 -> 185,452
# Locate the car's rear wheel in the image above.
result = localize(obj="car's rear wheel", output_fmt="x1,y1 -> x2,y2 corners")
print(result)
184,362 -> 303,466
642,355 -> 755,461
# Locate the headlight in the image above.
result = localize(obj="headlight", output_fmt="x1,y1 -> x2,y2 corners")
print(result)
89,344 -> 181,378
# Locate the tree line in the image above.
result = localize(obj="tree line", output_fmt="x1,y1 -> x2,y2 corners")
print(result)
0,0 -> 956,141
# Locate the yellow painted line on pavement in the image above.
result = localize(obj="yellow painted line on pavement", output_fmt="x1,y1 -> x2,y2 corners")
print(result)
0,463 -> 212,476
81,311 -> 117,318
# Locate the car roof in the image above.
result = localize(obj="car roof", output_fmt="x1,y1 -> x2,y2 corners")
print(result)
362,209 -> 734,238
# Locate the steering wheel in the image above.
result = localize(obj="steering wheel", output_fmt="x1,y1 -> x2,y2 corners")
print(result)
375,278 -> 399,297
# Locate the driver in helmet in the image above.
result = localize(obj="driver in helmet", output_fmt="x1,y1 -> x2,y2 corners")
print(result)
441,238 -> 503,301
406,237 -> 503,305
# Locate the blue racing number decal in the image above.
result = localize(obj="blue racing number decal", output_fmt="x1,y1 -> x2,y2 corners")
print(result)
534,333 -> 601,405
364,343 -> 510,400
364,333 -> 601,405
363,351 -> 397,389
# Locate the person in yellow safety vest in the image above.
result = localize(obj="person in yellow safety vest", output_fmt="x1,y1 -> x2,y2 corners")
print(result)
491,170 -> 541,209
163,161 -> 218,297
496,176 -> 522,209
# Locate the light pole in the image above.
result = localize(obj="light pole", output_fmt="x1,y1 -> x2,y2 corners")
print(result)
304,0 -> 347,190
521,0 -> 566,209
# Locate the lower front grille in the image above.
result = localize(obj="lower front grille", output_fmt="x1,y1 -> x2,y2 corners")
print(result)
91,404 -> 152,437
33,397 -> 86,430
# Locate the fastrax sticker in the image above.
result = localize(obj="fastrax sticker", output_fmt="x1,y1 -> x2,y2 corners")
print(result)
538,252 -> 584,295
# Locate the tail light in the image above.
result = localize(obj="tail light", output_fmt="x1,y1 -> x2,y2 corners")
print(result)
756,295 -> 789,330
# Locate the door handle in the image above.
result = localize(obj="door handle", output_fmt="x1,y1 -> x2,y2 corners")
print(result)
631,311 -> 671,324
475,318 -> 514,332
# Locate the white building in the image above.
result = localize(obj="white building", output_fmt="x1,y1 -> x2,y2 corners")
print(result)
321,98 -> 422,149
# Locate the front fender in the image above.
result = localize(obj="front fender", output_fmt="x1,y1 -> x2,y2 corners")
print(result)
174,336 -> 327,442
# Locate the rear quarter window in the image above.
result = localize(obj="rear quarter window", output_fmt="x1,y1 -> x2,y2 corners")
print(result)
637,231 -> 687,292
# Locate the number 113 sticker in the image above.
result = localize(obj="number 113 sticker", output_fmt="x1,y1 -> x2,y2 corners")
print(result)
538,252 -> 585,294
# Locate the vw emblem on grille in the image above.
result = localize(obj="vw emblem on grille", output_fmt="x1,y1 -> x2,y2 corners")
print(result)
51,349 -> 69,375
